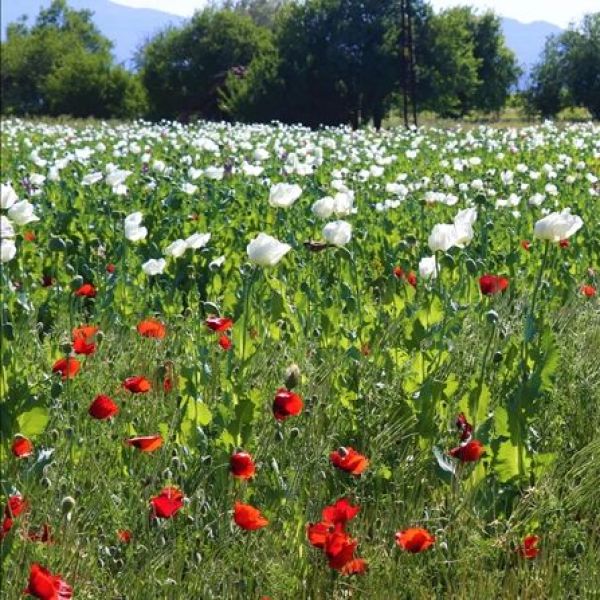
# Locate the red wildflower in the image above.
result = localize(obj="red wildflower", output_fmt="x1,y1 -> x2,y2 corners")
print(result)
449,439 -> 485,462
88,395 -> 119,420
520,240 -> 531,251
1,517 -> 13,539
12,435 -> 34,459
24,231 -> 36,242
137,319 -> 166,339
307,521 -> 335,549
150,487 -> 184,519
163,377 -> 173,393
205,316 -> 233,332
5,495 -> 28,520
24,563 -> 73,599
72,324 -> 98,355
230,451 -> 256,479
272,388 -> 303,421
479,274 -> 509,296
581,285 -> 596,298
125,435 -> 163,453
395,528 -> 435,553
106,263 -> 116,274
322,498 -> 360,526
74,283 -> 96,298
559,239 -> 569,248
51,357 -> 80,380
117,529 -> 132,543
123,376 -> 152,394
218,335 -> 232,350
330,447 -> 369,476
518,534 -> 540,559
233,501 -> 269,530
393,266 -> 417,288
41,276 -> 54,288
455,412 -> 473,442
340,558 -> 368,576
325,530 -> 358,570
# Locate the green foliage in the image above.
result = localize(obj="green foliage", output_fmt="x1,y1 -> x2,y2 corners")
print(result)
139,9 -> 275,120
0,0 -> 147,118
527,13 -> 600,119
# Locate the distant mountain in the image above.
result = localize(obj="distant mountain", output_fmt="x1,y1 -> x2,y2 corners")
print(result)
500,17 -> 564,87
1,1 -> 563,80
0,0 -> 185,66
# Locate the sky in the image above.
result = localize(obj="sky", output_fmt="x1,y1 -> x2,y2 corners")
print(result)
112,0 -> 597,27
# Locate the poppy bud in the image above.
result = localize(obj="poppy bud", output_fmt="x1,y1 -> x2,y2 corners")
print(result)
71,275 -> 84,290
60,342 -> 72,354
284,363 -> 301,389
493,351 -> 503,364
49,237 -> 66,252
40,477 -> 51,488
486,310 -> 499,325
61,496 -> 76,517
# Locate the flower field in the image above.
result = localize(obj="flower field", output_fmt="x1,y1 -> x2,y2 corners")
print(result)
1,118 -> 600,598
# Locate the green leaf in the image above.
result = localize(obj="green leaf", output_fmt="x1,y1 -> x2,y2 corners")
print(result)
17,407 -> 49,437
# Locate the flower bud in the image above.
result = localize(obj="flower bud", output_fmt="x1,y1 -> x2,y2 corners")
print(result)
61,495 -> 76,518
284,363 -> 301,389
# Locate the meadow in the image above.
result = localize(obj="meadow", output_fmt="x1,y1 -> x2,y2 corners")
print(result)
1,118 -> 599,599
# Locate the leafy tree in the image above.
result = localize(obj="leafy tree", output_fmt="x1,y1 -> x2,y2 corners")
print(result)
527,13 -> 599,119
138,9 -> 274,120
0,0 -> 146,118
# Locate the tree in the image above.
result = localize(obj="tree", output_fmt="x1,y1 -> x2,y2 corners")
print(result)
138,9 -> 274,120
527,13 -> 600,119
0,0 -> 146,118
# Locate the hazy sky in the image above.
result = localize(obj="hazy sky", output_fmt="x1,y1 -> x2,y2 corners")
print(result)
112,0 -> 597,28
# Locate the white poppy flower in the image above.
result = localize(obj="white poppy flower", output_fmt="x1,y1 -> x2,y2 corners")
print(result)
322,220 -> 352,246
1,183 -> 18,209
185,232 -> 211,249
268,183 -> 302,208
142,258 -> 167,276
0,239 -> 17,263
165,239 -> 188,258
247,233 -> 291,267
534,209 -> 583,242
7,200 -> 39,225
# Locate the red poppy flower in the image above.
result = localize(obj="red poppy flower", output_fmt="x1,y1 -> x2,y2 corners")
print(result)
74,283 -> 96,298
26,524 -> 53,544
393,267 -> 417,288
518,534 -> 540,559
307,521 -> 334,549
559,239 -> 569,248
479,274 -> 509,296
137,319 -> 166,339
272,388 -> 303,421
5,495 -> 28,520
230,451 -> 256,479
520,240 -> 531,251
24,231 -> 36,242
395,528 -> 435,553
106,263 -> 116,273
581,285 -> 596,298
1,517 -> 13,539
163,377 -> 173,393
72,336 -> 96,355
321,498 -> 360,526
218,335 -> 232,350
72,325 -> 99,341
340,558 -> 368,576
125,435 -> 163,453
455,412 -> 473,442
123,376 -> 152,394
24,563 -> 73,599
51,357 -> 80,380
325,530 -> 358,570
117,529 -> 132,543
150,487 -> 184,519
205,316 -> 233,332
88,395 -> 119,420
449,439 -> 485,462
233,501 -> 269,530
330,447 -> 369,476
12,435 -> 34,458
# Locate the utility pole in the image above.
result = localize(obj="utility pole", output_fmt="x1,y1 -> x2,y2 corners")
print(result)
406,0 -> 418,126
400,0 -> 409,129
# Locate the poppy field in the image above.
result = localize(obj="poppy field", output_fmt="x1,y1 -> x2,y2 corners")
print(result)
1,118 -> 600,598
